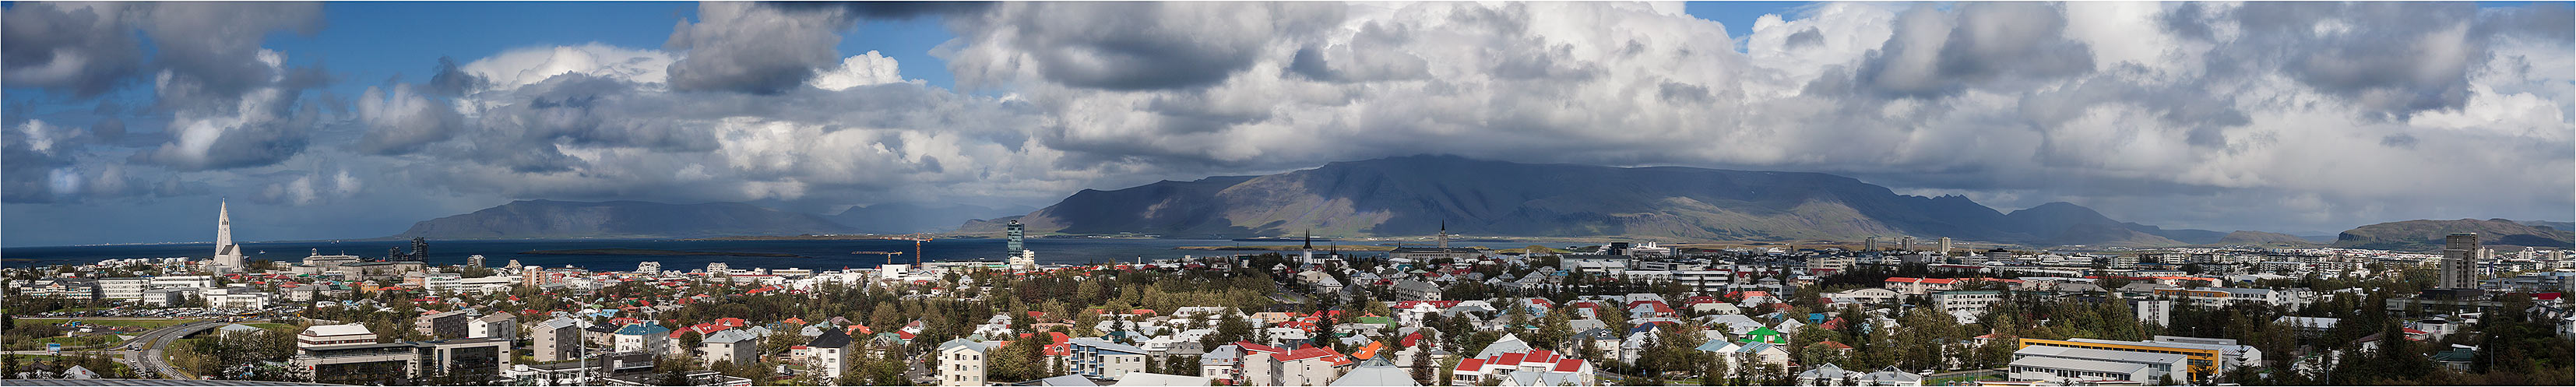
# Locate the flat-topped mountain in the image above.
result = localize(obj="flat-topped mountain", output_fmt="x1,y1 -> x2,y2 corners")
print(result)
396,200 -> 850,239
2334,218 -> 2575,252
984,155 -> 2213,246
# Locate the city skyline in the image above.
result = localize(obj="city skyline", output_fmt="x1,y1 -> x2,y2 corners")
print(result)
6,2 -> 2573,247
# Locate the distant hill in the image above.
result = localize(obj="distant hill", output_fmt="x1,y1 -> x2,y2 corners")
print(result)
2333,218 -> 2576,252
980,155 -> 2196,246
2516,220 -> 2574,231
2215,230 -> 2319,247
828,203 -> 1032,234
396,200 -> 852,239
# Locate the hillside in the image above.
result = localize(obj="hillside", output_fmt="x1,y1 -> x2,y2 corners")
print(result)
987,155 -> 2194,246
2214,230 -> 2320,247
396,200 -> 852,239
2333,218 -> 2576,252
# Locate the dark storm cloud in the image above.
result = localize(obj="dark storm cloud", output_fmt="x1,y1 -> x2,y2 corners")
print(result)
1856,3 -> 2094,97
136,2 -> 326,111
663,2 -> 857,94
767,1 -> 992,19
944,2 -> 1347,90
424,56 -> 489,97
1,2 -> 143,97
2185,2 -> 2568,118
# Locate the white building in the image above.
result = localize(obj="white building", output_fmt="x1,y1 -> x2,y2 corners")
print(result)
938,339 -> 991,386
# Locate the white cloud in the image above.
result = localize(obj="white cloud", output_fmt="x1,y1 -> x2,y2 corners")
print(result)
809,51 -> 909,90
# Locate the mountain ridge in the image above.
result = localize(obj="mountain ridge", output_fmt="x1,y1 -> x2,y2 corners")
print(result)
983,155 -> 2200,246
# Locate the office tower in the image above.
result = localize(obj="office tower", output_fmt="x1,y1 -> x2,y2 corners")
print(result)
1938,237 -> 1953,255
1005,220 -> 1026,257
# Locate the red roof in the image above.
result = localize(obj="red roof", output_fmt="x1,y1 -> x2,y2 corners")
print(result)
1457,358 -> 1485,371
1550,359 -> 1585,372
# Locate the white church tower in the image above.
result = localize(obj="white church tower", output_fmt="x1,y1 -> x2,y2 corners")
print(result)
213,199 -> 245,273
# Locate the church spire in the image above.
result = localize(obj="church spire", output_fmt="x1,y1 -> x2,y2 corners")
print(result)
1302,229 -> 1313,251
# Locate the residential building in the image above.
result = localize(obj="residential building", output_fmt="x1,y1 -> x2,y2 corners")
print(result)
1069,338 -> 1150,381
938,339 -> 991,386
613,322 -> 674,355
469,312 -> 518,342
533,317 -> 584,362
1243,345 -> 1350,386
1450,349 -> 1592,386
702,329 -> 759,368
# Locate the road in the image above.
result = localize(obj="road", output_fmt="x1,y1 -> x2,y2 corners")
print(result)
5,320 -> 226,379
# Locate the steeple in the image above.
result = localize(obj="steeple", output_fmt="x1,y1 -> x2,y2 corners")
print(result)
1437,220 -> 1448,250
1302,229 -> 1314,251
216,199 -> 232,253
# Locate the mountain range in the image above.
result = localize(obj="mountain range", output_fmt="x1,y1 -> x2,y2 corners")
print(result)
389,156 -> 2571,252
974,155 -> 2222,247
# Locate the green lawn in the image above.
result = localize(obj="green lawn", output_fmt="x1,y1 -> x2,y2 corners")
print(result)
20,318 -> 199,329
245,322 -> 293,331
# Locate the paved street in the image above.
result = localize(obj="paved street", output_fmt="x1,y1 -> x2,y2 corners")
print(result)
5,320 -> 224,379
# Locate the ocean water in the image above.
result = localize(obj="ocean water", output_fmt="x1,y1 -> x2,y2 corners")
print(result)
0,237 -> 1547,272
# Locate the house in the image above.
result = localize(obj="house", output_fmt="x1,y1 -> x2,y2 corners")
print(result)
1449,349 -> 1594,386
938,339 -> 991,386
612,322 -> 674,355
1853,367 -> 1923,386
1202,344 -> 1245,384
798,329 -> 857,380
1329,357 -> 1419,386
702,329 -> 759,368
1797,363 -> 1859,386
1244,345 -> 1350,386
1394,280 -> 1444,301
1069,338 -> 1150,380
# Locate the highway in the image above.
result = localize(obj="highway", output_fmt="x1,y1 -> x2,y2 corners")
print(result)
5,319 -> 226,379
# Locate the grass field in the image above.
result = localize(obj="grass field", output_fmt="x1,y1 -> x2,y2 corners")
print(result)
245,322 -> 292,331
20,318 -> 199,329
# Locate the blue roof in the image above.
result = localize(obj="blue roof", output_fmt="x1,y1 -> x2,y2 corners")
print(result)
614,322 -> 670,336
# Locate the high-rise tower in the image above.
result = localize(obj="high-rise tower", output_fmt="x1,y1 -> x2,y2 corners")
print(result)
2441,233 -> 2480,290
1005,220 -> 1026,257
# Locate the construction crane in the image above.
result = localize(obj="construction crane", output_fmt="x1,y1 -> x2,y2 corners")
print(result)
850,252 -> 904,266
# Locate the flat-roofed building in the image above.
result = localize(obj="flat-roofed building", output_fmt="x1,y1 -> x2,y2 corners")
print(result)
2007,356 -> 2157,385
2011,345 -> 2188,383
299,324 -> 379,348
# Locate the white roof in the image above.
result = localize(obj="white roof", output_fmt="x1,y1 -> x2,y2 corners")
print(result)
303,323 -> 372,337
2014,345 -> 2187,365
1110,373 -> 1210,386
2010,356 -> 2155,376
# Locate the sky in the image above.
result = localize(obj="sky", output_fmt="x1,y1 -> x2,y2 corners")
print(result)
4,2 -> 2571,247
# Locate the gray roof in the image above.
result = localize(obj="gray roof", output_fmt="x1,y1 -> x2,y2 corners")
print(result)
1109,373 -> 1210,386
938,338 -> 990,353
1036,375 -> 1100,386
2013,345 -> 2187,365
704,329 -> 758,344
1329,357 -> 1420,386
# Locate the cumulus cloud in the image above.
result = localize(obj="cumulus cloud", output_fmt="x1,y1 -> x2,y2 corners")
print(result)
2,2 -> 142,97
355,83 -> 466,155
663,2 -> 857,93
810,51 -> 909,90
7,2 -> 2570,242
